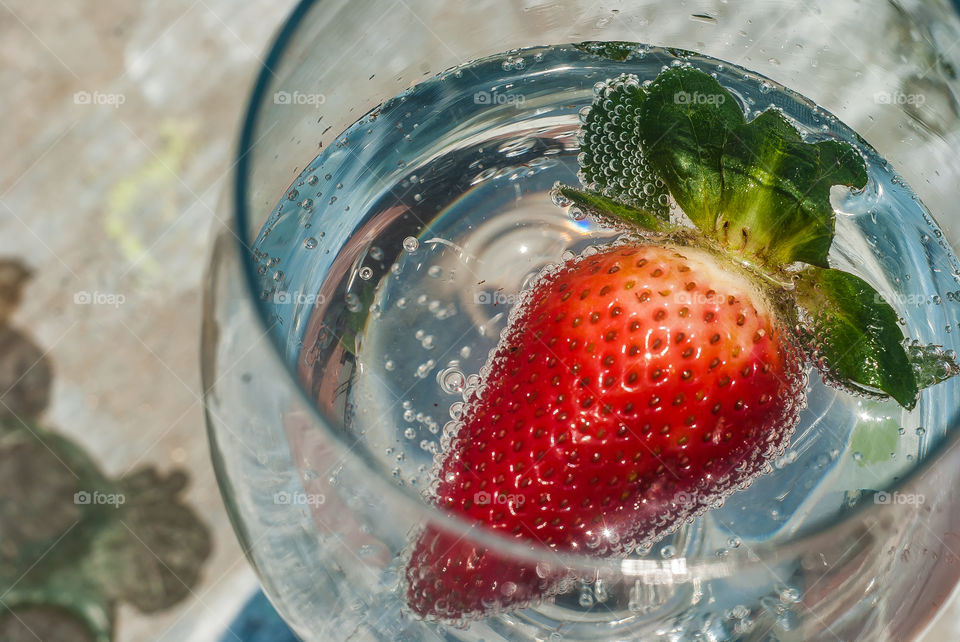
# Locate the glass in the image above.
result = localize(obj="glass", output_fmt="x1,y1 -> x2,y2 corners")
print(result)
202,1 -> 960,639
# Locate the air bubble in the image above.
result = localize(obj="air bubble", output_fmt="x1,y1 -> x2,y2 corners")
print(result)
416,360 -> 437,379
438,368 -> 466,394
780,587 -> 801,603
306,175 -> 319,185
403,236 -> 419,252
660,544 -> 676,559
304,237 -> 318,249
578,584 -> 594,607
345,293 -> 361,312
358,266 -> 373,280
550,184 -> 572,207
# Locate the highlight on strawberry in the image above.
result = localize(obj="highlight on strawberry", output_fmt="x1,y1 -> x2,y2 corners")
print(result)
404,64 -> 960,621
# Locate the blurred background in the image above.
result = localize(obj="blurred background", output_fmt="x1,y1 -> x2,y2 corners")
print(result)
1,0 -> 960,640
0,0 -> 299,640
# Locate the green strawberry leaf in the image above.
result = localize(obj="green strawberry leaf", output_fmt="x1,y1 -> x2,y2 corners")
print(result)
577,74 -> 670,219
572,41 -> 641,62
716,112 -> 868,268
795,267 -> 918,408
630,67 -> 745,234
573,66 -> 868,270
637,67 -> 867,268
554,185 -> 673,234
666,47 -> 697,59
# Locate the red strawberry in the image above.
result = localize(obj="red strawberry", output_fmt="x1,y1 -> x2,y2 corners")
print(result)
405,242 -> 804,619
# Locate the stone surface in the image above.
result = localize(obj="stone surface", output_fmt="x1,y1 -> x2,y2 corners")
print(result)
0,1 -> 294,640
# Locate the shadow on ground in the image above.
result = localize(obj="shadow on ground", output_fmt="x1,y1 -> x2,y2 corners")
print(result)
0,259 -> 212,642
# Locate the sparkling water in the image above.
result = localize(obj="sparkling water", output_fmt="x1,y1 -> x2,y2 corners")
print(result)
251,44 -> 960,638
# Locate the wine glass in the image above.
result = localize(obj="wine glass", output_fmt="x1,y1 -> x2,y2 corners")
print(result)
203,1 -> 960,639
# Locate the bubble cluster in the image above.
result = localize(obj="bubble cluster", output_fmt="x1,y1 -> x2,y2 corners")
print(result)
501,55 -> 525,71
577,73 -> 670,217
906,339 -> 960,388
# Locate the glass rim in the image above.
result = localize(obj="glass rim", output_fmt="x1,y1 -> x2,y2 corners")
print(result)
228,0 -> 960,577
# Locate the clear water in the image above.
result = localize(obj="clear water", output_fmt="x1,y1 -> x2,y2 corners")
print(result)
251,44 -> 960,639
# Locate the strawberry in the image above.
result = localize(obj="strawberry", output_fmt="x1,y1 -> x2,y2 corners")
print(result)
406,243 -> 803,618
404,64 -> 957,621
